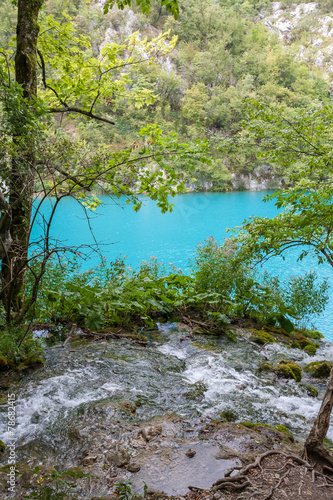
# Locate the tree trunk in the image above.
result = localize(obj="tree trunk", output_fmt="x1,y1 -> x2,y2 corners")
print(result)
0,0 -> 44,321
304,366 -> 333,466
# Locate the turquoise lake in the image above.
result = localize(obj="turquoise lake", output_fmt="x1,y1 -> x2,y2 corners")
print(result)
31,192 -> 333,340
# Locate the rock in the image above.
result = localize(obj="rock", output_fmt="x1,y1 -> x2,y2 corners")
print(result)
0,356 -> 9,371
261,359 -> 302,382
304,360 -> 333,378
131,436 -> 147,448
250,330 -> 275,345
299,383 -> 319,398
126,462 -> 141,473
214,445 -> 238,460
105,446 -> 130,467
276,360 -> 302,382
185,449 -> 196,458
140,425 -> 162,442
306,330 -> 324,339
82,455 -> 97,466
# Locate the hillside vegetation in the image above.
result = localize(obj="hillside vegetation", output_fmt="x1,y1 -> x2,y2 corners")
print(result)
0,0 -> 331,190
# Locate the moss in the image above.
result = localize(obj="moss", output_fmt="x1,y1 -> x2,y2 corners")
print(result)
303,344 -> 317,356
0,356 -> 9,371
276,360 -> 302,382
220,409 -> 237,422
305,330 -> 324,340
17,355 -> 44,371
240,422 -> 294,441
185,381 -> 207,400
259,362 -> 274,372
0,440 -> 5,453
0,397 -> 6,405
304,360 -> 332,378
299,383 -> 318,398
251,330 -> 275,345
240,421 -> 256,428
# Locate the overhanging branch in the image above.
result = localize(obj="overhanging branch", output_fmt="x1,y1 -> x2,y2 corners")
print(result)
48,106 -> 115,125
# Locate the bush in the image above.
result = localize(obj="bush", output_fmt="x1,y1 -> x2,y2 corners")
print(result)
191,237 -> 329,330
0,327 -> 44,370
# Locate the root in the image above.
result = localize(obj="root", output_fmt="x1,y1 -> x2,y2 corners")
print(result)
212,450 -> 312,496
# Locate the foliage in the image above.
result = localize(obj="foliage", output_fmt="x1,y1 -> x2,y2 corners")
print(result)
191,237 -> 329,329
229,101 -> 333,273
30,0 -> 331,191
0,326 -> 44,368
23,466 -> 94,499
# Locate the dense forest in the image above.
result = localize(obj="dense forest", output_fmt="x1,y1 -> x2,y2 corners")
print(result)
0,0 -> 331,190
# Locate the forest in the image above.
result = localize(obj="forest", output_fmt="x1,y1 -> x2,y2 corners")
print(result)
2,0 -> 333,499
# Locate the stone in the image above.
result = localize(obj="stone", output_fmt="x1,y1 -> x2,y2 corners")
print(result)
126,462 -> 141,473
140,425 -> 162,442
185,448 -> 196,458
82,455 -> 97,466
105,447 -> 130,467
131,436 -> 147,448
304,360 -> 333,378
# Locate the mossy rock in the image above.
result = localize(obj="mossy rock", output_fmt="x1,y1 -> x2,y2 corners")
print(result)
251,330 -> 275,345
303,344 -> 317,356
259,361 -> 274,372
299,383 -> 318,398
0,397 -> 7,405
305,330 -> 324,340
219,409 -> 237,422
240,422 -> 294,442
304,360 -> 333,378
0,440 -> 5,453
17,355 -> 44,371
0,356 -> 9,371
276,359 -> 302,382
275,425 -> 294,442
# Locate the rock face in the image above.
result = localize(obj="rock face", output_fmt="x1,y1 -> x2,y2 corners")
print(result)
262,2 -> 333,80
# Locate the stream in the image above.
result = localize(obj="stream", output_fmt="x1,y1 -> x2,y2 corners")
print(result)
1,323 -> 333,496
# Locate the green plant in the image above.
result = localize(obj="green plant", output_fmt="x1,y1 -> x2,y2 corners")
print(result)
0,326 -> 44,369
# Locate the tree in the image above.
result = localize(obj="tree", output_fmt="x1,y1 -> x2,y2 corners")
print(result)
0,0 -> 211,325
228,99 -> 333,465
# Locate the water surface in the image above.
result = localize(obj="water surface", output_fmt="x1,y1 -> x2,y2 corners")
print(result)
31,192 -> 333,339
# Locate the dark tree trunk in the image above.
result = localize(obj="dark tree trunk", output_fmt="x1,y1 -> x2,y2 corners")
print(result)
304,367 -> 333,466
0,0 -> 44,321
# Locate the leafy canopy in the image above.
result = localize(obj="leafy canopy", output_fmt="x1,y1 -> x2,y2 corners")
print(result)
228,100 -> 333,269
103,0 -> 179,19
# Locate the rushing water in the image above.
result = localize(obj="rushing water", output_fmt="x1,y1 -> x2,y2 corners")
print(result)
31,192 -> 333,339
1,325 -> 332,465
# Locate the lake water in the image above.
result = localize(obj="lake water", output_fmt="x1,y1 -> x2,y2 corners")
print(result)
31,192 -> 333,339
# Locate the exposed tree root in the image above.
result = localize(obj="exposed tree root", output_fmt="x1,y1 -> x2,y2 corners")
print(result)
212,449 -> 333,498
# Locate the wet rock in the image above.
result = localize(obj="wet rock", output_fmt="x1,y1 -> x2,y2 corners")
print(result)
126,462 -> 141,473
105,446 -> 130,467
299,383 -> 319,398
304,360 -> 333,378
140,425 -> 162,442
214,445 -> 238,460
131,435 -> 147,448
250,330 -> 275,345
185,448 -> 196,458
261,359 -> 302,382
82,455 -> 97,466
185,381 -> 208,400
